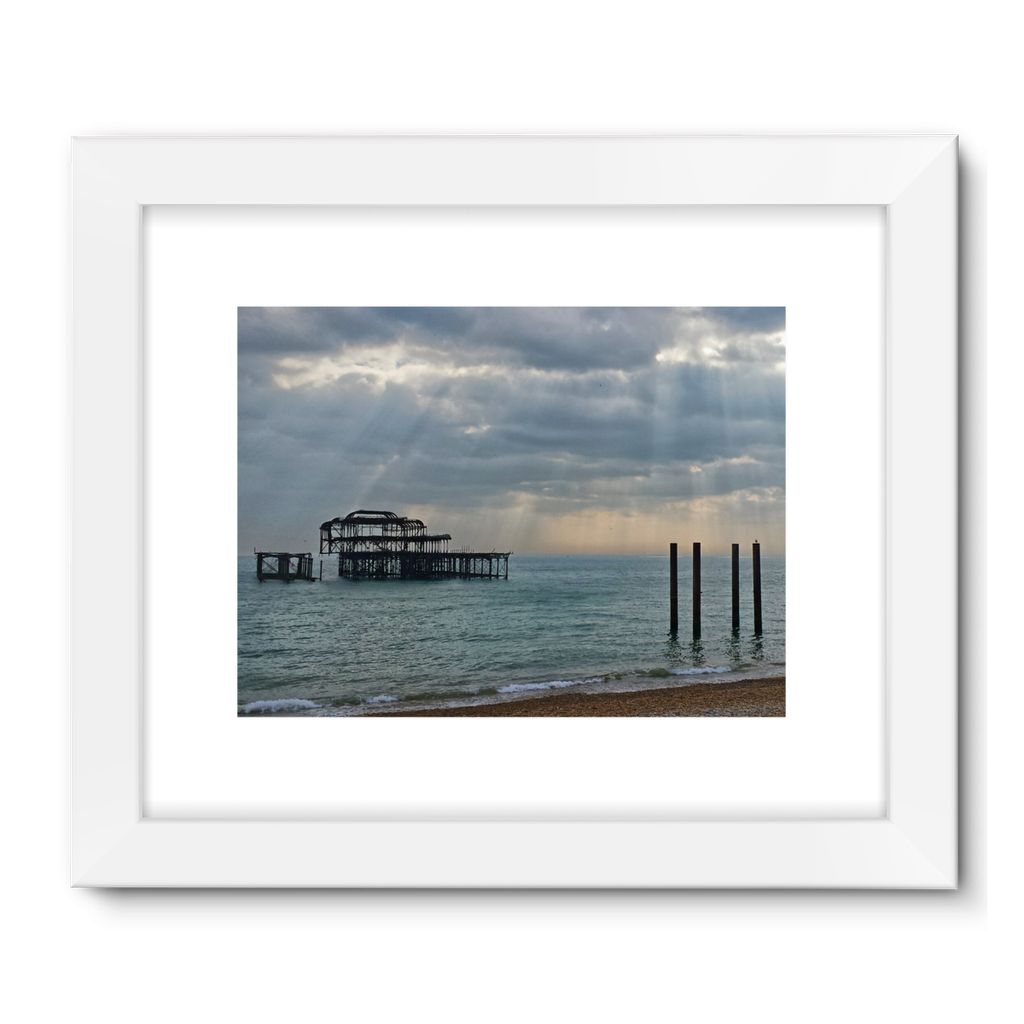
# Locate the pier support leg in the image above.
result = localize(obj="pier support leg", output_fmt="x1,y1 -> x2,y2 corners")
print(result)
669,542 -> 678,633
731,542 -> 740,630
692,542 -> 701,639
752,541 -> 763,635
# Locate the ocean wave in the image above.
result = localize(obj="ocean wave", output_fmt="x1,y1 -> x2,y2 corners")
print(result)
498,676 -> 603,694
364,694 -> 400,704
239,698 -> 321,714
668,666 -> 732,676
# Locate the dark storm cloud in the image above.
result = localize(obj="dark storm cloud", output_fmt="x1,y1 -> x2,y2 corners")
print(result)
238,306 -> 390,354
239,305 -> 679,372
237,307 -> 785,551
708,306 -> 785,333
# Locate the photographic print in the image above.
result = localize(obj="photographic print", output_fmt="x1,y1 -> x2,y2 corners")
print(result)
238,307 -> 785,717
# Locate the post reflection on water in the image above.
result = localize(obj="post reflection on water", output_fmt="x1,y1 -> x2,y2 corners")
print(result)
749,633 -> 765,661
689,637 -> 706,665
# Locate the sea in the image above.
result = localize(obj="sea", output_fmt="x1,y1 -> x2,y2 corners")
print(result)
237,553 -> 785,715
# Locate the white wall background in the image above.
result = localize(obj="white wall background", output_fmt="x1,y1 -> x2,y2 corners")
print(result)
1,2 -> 1012,1021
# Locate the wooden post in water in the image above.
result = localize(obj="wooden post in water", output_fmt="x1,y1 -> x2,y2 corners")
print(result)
731,542 -> 740,630
752,541 -> 763,635
669,542 -> 678,633
692,541 -> 701,638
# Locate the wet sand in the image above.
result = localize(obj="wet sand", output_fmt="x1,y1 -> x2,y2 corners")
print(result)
382,676 -> 785,717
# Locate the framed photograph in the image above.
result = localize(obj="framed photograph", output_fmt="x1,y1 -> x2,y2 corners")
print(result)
236,305 -> 786,721
73,136 -> 956,887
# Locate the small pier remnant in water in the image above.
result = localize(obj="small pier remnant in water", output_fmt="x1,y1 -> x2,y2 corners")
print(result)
319,509 -> 511,580
255,551 -> 317,582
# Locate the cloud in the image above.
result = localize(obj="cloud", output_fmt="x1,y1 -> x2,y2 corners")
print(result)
238,307 -> 785,553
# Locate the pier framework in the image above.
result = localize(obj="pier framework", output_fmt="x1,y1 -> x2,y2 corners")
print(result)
319,510 -> 510,580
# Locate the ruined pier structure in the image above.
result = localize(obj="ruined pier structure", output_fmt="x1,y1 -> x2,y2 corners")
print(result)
255,551 -> 317,582
319,509 -> 511,580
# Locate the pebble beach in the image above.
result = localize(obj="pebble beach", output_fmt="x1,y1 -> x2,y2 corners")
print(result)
371,675 -> 785,717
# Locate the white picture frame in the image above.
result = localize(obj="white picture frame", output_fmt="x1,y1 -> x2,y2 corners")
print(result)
72,136 -> 957,888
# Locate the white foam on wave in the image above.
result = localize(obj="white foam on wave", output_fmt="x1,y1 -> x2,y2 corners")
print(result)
498,676 -> 603,694
365,694 -> 400,704
668,666 -> 732,676
240,698 -> 321,714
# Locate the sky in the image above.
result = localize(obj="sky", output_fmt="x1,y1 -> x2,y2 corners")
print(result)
238,307 -> 785,555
